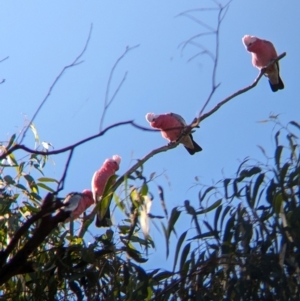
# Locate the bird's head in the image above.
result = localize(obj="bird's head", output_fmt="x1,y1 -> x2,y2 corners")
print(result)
145,113 -> 158,123
82,189 -> 93,200
112,155 -> 121,166
242,35 -> 257,48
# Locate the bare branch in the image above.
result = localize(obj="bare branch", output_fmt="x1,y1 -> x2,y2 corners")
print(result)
57,149 -> 74,193
19,24 -> 93,144
99,44 -> 140,131
178,32 -> 215,56
0,120 -> 157,161
0,56 -> 9,63
177,13 -> 216,32
199,53 -> 287,123
186,41 -> 215,62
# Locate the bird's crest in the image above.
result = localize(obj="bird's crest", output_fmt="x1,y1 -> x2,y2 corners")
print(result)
112,155 -> 121,166
242,35 -> 257,47
82,189 -> 93,199
145,113 -> 157,122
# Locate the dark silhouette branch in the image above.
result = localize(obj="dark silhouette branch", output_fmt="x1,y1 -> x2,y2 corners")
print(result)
0,120 -> 157,161
0,197 -> 65,268
19,24 -> 93,144
57,149 -> 74,193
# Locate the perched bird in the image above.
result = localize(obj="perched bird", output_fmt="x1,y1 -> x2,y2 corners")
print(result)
145,112 -> 202,155
242,35 -> 284,92
62,189 -> 94,220
92,155 -> 121,227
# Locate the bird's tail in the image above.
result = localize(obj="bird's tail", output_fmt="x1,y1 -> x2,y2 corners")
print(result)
96,208 -> 111,227
185,135 -> 203,155
269,76 -> 284,92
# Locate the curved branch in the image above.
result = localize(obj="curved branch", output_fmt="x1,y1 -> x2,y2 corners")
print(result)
199,52 -> 287,123
100,44 -> 140,131
57,149 -> 74,193
19,24 -> 93,144
1,120 -> 157,160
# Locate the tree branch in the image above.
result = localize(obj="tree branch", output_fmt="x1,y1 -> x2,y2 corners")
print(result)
19,24 -> 93,144
0,120 -> 157,161
99,44 -> 140,131
199,52 -> 287,123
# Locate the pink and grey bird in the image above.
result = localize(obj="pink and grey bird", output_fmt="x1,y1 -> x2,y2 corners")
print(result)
92,155 -> 121,227
145,112 -> 202,155
242,35 -> 284,92
62,189 -> 94,220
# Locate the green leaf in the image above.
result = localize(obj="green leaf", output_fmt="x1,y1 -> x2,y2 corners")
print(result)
179,243 -> 190,274
289,120 -> 300,130
252,174 -> 264,207
196,199 -> 222,214
238,167 -> 262,181
273,193 -> 283,215
161,222 -> 169,258
37,182 -> 55,192
29,192 -> 42,201
222,214 -> 235,254
8,153 -> 18,166
30,122 -> 39,143
149,172 -> 156,180
125,247 -> 148,263
188,231 -> 218,241
199,186 -> 214,204
173,230 -> 188,272
139,183 -> 148,196
4,175 -> 15,185
280,162 -> 290,183
37,177 -> 59,183
223,178 -> 231,199
14,183 -> 28,192
214,204 -> 222,232
167,207 -> 181,239
153,271 -> 174,282
6,133 -> 16,150
274,130 -> 280,147
220,206 -> 231,230
97,175 -> 117,221
275,145 -> 283,170
24,174 -> 39,193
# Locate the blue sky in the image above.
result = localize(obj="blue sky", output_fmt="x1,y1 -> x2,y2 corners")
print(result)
1,0 -> 299,270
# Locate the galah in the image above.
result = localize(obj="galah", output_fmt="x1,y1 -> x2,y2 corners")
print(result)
242,35 -> 284,92
92,155 -> 121,227
62,189 -> 94,220
145,112 -> 202,155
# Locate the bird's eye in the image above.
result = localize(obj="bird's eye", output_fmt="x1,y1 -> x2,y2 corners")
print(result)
248,43 -> 252,46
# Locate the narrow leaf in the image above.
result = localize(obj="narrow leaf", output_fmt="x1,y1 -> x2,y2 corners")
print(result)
173,230 -> 188,272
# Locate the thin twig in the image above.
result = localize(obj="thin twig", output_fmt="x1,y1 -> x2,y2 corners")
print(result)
198,2 -> 231,118
19,24 -> 93,144
0,56 -> 9,63
99,44 -> 140,131
57,149 -> 74,193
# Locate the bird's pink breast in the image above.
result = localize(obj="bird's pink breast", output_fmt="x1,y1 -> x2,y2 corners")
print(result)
152,115 -> 183,142
249,40 -> 278,68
